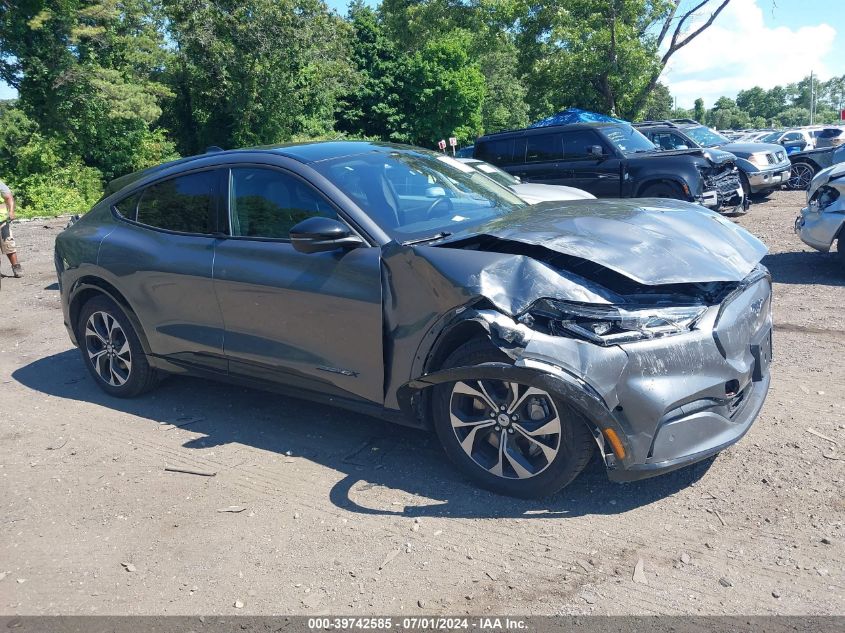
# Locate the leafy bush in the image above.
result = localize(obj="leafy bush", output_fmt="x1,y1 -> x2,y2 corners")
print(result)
10,134 -> 103,218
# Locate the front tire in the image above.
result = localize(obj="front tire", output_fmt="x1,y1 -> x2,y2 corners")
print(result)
77,295 -> 159,397
431,339 -> 594,498
640,181 -> 686,200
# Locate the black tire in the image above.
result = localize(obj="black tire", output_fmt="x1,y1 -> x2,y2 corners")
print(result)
640,181 -> 686,200
787,162 -> 816,190
837,238 -> 845,268
76,295 -> 159,397
431,339 -> 594,498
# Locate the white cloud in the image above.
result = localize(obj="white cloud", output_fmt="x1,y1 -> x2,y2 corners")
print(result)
663,0 -> 837,108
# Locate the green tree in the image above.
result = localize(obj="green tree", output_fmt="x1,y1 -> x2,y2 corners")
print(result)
162,0 -> 356,154
693,98 -> 705,122
403,31 -> 485,145
478,41 -> 529,133
0,1 -> 176,180
336,1 -> 409,141
641,82 -> 672,120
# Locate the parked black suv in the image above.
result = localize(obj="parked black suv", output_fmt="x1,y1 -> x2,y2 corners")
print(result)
633,119 -> 792,198
473,122 -> 746,214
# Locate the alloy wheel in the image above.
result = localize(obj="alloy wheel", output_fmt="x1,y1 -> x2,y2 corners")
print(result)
84,311 -> 132,387
449,380 -> 562,479
787,163 -> 814,190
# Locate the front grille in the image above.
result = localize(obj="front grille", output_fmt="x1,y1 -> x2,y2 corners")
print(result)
704,169 -> 741,197
766,153 -> 776,164
728,384 -> 749,418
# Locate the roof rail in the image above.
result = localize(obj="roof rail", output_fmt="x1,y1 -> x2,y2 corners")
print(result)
205,146 -> 224,153
669,118 -> 701,125
632,120 -> 677,127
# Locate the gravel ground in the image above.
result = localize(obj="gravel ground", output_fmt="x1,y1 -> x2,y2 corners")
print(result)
0,190 -> 842,616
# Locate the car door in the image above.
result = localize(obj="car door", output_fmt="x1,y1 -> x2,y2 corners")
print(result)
212,165 -> 384,404
97,169 -> 227,371
559,130 -> 622,197
780,132 -> 806,154
510,133 -> 568,184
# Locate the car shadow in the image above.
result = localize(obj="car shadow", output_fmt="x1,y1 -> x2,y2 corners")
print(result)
13,350 -> 713,519
763,251 -> 844,286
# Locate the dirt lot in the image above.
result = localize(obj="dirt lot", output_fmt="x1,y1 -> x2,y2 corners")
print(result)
0,190 -> 842,616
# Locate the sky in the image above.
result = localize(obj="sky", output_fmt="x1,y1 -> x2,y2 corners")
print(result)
2,0 -> 843,109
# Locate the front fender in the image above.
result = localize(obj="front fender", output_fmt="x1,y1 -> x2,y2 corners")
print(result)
396,360 -> 632,471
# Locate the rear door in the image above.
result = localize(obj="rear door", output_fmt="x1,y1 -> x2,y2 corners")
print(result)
211,165 -> 384,404
559,130 -> 622,197
97,169 -> 226,371
511,133 -> 568,184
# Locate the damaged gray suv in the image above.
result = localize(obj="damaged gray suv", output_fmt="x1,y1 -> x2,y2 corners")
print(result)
55,142 -> 773,497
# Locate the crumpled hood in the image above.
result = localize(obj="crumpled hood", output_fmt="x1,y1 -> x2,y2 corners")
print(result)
807,162 -> 845,200
444,198 -> 767,286
634,147 -> 734,166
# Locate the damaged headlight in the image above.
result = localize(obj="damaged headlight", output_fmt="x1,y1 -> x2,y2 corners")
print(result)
809,185 -> 841,212
527,300 -> 707,346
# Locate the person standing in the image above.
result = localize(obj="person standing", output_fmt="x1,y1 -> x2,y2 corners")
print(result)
0,179 -> 23,278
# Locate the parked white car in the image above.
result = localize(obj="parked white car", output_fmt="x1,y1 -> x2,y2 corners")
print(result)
458,158 -> 595,203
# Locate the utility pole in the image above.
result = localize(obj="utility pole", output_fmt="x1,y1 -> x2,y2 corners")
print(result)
810,70 -> 814,125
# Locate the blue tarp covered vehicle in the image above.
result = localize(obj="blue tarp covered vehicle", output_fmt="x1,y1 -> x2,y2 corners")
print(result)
528,107 -> 627,128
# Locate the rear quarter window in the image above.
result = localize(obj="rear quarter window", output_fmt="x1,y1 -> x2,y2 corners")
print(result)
134,171 -> 217,234
475,139 -> 515,165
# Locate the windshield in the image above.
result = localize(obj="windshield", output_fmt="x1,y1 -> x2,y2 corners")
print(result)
465,161 -> 520,187
684,125 -> 728,147
603,125 -> 657,153
312,150 -> 527,241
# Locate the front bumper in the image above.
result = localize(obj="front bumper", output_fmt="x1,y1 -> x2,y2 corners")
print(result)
515,272 -> 773,482
699,171 -> 747,214
746,164 -> 792,192
400,272 -> 773,485
794,206 -> 845,252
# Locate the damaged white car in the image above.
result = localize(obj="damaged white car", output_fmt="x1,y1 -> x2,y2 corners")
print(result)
795,163 -> 845,266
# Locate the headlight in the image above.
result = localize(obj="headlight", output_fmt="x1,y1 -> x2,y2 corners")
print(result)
748,152 -> 770,168
527,300 -> 708,346
810,185 -> 841,212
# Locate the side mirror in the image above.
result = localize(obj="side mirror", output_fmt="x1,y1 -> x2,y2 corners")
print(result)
513,175 -> 522,183
289,217 -> 364,254
589,145 -> 604,157
425,186 -> 447,197
676,144 -> 689,150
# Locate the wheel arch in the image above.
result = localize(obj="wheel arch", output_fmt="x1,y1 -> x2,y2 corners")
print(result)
634,177 -> 690,199
68,278 -> 152,354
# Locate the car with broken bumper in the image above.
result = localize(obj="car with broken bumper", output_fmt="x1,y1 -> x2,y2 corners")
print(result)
55,142 -> 772,497
795,163 -> 845,266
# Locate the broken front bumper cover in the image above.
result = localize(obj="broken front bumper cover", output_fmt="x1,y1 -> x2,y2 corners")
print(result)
398,272 -> 773,484
794,206 -> 845,252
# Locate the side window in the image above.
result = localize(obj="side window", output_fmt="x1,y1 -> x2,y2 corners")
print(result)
136,171 -> 216,234
562,130 -> 607,159
784,132 -> 801,141
650,132 -> 687,151
230,168 -> 337,239
475,139 -> 514,165
525,134 -> 563,162
114,190 -> 143,221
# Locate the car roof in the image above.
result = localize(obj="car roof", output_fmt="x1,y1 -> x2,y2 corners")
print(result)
104,140 -> 421,196
477,121 -> 623,141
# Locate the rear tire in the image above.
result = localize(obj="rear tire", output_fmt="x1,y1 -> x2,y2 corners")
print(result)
787,162 -> 815,190
431,339 -> 594,498
641,181 -> 686,201
77,295 -> 159,398
837,238 -> 845,268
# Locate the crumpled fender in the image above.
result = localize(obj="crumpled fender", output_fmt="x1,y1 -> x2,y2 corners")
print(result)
396,360 -> 631,471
